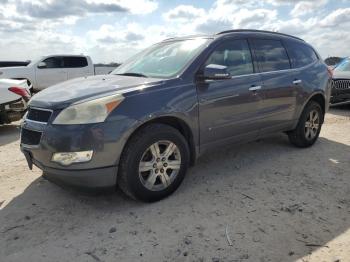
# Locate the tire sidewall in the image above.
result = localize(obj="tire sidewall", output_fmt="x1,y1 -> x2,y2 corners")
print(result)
123,128 -> 190,202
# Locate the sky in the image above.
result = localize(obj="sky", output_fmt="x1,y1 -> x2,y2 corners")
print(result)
0,0 -> 349,63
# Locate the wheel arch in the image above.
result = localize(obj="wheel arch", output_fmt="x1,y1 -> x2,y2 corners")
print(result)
121,115 -> 197,166
301,92 -> 326,122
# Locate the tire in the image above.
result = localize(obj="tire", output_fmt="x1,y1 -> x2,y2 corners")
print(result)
118,123 -> 190,202
288,101 -> 324,148
24,80 -> 34,95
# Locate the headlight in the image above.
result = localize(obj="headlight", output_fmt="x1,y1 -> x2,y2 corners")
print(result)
53,93 -> 124,125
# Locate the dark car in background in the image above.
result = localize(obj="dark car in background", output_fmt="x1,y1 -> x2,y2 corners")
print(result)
20,30 -> 332,202
330,57 -> 350,106
0,61 -> 31,68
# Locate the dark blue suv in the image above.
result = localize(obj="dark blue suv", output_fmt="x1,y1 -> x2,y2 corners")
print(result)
21,30 -> 332,202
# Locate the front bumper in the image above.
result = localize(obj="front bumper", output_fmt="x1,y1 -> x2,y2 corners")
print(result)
33,156 -> 118,189
21,149 -> 117,189
20,115 -> 138,189
330,79 -> 350,105
0,98 -> 27,124
3,97 -> 28,111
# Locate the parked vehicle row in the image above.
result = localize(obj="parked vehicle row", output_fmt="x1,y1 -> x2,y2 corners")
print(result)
0,79 -> 31,124
0,55 -> 116,92
19,29 -> 332,202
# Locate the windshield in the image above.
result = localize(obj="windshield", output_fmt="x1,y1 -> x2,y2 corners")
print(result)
111,38 -> 210,78
335,58 -> 350,72
28,56 -> 45,66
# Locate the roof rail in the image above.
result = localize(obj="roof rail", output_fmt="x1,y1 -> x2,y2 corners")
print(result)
161,35 -> 212,42
216,29 -> 304,41
162,37 -> 176,42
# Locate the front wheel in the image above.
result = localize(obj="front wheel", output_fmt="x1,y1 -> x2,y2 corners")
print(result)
118,124 -> 190,202
288,101 -> 324,148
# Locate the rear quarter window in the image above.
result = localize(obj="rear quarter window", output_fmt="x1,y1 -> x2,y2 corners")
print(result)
252,39 -> 291,72
285,41 -> 318,68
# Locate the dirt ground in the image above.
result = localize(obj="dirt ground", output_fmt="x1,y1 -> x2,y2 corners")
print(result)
0,107 -> 350,262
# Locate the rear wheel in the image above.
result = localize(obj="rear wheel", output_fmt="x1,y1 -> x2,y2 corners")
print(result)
118,124 -> 190,202
288,101 -> 323,148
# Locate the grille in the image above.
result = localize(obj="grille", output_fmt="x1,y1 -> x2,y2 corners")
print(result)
27,108 -> 52,123
21,128 -> 42,146
333,79 -> 350,90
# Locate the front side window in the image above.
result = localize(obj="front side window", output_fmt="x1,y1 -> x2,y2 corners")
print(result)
253,39 -> 291,72
286,41 -> 318,68
335,58 -> 350,72
42,57 -> 63,69
112,38 -> 210,78
63,57 -> 88,68
205,39 -> 254,76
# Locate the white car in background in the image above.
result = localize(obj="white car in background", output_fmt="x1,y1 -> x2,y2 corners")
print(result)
0,55 -> 95,92
0,79 -> 31,124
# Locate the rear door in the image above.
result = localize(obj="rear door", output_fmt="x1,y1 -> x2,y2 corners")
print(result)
63,56 -> 93,80
196,39 -> 264,148
250,38 -> 297,133
284,40 -> 320,110
35,56 -> 67,90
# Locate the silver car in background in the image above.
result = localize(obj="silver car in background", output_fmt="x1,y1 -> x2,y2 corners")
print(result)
331,57 -> 350,106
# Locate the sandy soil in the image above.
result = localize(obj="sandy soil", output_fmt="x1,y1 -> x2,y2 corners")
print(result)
0,107 -> 350,262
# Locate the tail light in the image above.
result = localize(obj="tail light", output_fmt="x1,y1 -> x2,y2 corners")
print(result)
8,87 -> 31,101
327,66 -> 334,78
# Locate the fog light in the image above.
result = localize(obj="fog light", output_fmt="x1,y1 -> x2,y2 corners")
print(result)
51,151 -> 93,166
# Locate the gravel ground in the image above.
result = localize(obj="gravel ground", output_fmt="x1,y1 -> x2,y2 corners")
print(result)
0,107 -> 350,262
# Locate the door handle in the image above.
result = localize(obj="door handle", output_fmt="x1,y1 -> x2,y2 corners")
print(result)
293,79 -> 302,85
249,85 -> 262,92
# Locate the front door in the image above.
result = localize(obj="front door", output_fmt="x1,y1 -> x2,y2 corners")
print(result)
35,56 -> 67,90
196,39 -> 264,148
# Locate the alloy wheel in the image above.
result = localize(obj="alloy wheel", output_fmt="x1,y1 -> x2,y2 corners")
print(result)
138,140 -> 181,191
304,109 -> 320,140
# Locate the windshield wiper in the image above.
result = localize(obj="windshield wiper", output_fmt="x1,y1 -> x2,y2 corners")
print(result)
115,72 -> 148,78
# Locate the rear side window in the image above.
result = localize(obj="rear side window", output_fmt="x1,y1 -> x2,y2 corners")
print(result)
63,57 -> 88,68
286,41 -> 318,68
42,57 -> 63,68
253,39 -> 291,72
205,39 -> 254,76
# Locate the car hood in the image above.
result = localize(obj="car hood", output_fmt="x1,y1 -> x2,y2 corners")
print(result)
0,66 -> 29,78
29,74 -> 163,109
333,71 -> 350,79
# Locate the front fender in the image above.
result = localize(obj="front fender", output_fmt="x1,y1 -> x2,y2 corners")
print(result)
105,80 -> 199,165
119,112 -> 200,166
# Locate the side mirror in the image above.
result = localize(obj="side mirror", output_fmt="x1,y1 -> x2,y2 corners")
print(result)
202,64 -> 231,80
37,62 -> 47,69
